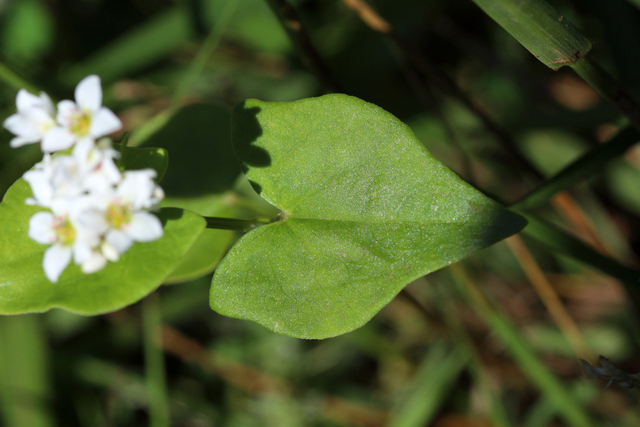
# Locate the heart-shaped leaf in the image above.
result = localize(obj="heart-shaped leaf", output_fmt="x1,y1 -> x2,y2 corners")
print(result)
0,179 -> 205,315
210,94 -> 526,339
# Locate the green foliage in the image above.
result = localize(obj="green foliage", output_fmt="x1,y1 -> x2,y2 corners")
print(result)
210,95 -> 526,338
0,0 -> 53,64
471,0 -> 591,69
117,144 -> 169,181
0,144 -> 205,314
3,0 -> 640,424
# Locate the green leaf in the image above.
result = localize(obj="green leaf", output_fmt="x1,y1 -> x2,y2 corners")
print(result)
471,0 -> 591,70
117,144 -> 169,181
211,94 -> 526,339
0,179 -> 205,315
0,0 -> 54,64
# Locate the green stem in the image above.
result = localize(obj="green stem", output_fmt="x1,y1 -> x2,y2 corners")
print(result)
0,316 -> 53,427
143,294 -> 170,427
171,1 -> 237,105
512,126 -> 639,210
0,62 -> 40,93
203,216 -> 272,231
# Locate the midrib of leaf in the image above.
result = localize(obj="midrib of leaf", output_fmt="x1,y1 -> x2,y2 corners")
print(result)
278,215 -> 485,225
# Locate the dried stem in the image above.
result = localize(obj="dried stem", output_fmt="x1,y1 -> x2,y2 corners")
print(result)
506,235 -> 595,362
265,0 -> 344,93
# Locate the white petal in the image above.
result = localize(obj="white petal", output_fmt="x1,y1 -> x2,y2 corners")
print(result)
85,172 -> 117,194
75,75 -> 102,112
90,107 -> 121,138
81,252 -> 108,274
72,238 -> 94,264
38,92 -> 55,116
4,114 -> 40,140
100,157 -> 123,184
100,240 -> 120,262
10,135 -> 39,148
41,127 -> 76,152
118,170 -> 158,209
106,229 -> 133,254
23,169 -> 54,207
43,244 -> 72,283
75,208 -> 109,237
71,138 -> 95,166
127,212 -> 163,242
56,100 -> 78,125
16,89 -> 42,111
28,212 -> 56,244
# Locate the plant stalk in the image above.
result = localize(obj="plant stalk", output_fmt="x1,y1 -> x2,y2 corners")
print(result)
143,294 -> 170,427
0,62 -> 40,94
0,315 -> 53,427
264,0 -> 343,93
512,126 -> 639,210
203,216 -> 271,231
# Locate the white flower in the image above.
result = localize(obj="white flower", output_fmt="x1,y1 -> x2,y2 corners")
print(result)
46,75 -> 122,152
99,170 -> 164,258
28,200 -> 103,283
3,89 -> 56,148
11,76 -> 165,282
23,140 -> 122,208
72,138 -> 122,194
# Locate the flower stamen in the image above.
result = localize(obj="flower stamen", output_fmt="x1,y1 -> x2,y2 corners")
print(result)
52,216 -> 76,246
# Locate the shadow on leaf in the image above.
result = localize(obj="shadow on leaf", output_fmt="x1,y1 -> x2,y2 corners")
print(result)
232,104 -> 271,195
141,104 -> 241,196
232,104 -> 271,168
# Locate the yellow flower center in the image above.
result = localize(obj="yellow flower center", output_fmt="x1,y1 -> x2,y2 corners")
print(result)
71,110 -> 92,136
107,202 -> 131,229
53,217 -> 76,246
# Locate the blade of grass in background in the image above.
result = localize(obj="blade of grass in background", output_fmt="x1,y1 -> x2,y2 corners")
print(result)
513,126 -> 639,210
171,0 -> 237,105
64,7 -> 191,84
0,315 -> 54,427
0,61 -> 40,93
444,305 -> 511,427
626,0 -> 640,11
471,0 -> 640,132
522,215 -> 640,311
143,294 -> 170,427
389,341 -> 469,427
470,0 -> 592,70
450,264 -> 594,427
523,382 -> 599,427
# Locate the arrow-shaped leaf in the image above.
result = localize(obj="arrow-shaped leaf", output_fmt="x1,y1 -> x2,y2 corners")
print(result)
211,94 -> 526,339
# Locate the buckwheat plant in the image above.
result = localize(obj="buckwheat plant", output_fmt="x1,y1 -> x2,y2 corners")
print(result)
1,76 -> 524,338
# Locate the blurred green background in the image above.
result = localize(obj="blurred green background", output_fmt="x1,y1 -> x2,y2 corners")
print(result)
2,0 -> 640,425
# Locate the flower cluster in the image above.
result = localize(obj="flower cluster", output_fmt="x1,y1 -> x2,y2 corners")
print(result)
3,75 -> 164,282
